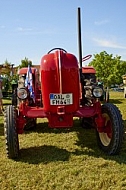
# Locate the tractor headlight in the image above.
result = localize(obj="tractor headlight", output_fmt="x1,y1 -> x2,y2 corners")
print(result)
93,87 -> 103,98
17,88 -> 28,100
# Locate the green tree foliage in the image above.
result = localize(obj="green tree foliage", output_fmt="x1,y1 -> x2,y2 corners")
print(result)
0,60 -> 18,92
0,60 -> 11,91
19,57 -> 32,68
1,59 -> 12,76
89,51 -> 126,87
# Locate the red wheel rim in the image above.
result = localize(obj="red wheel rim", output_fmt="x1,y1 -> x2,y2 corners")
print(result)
103,113 -> 112,139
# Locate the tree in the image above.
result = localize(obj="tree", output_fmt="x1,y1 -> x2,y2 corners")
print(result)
0,60 -> 19,92
1,59 -> 12,76
89,51 -> 126,87
114,60 -> 126,84
19,57 -> 32,68
1,59 -> 14,92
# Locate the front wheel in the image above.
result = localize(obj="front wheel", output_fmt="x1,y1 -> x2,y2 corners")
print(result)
96,103 -> 124,155
4,105 -> 19,159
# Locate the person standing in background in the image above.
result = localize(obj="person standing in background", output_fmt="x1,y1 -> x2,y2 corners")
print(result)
0,77 -> 3,113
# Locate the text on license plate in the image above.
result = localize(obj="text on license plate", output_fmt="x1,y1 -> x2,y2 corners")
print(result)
50,93 -> 73,105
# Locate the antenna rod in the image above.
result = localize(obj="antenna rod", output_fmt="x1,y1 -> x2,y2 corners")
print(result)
78,7 -> 82,71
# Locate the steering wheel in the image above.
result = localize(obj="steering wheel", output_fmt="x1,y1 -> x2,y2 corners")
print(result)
47,48 -> 67,54
82,54 -> 92,62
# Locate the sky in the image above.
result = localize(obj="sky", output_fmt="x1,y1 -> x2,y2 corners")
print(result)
0,0 -> 126,66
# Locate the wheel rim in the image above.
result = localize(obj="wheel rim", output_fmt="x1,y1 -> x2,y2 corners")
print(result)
99,113 -> 112,146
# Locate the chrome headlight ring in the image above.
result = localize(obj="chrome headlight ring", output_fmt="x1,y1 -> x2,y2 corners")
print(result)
17,88 -> 28,100
93,87 -> 103,98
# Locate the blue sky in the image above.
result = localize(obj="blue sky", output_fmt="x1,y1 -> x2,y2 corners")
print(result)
0,0 -> 126,66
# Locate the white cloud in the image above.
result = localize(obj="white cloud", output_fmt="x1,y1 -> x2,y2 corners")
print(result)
0,25 -> 5,29
94,20 -> 109,25
17,27 -> 33,32
16,27 -> 57,35
93,38 -> 126,49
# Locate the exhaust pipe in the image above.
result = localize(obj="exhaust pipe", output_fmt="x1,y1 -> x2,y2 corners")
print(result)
77,7 -> 82,75
78,7 -> 85,105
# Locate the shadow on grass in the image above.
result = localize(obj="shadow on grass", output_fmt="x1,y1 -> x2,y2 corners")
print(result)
19,145 -> 71,164
1,115 -> 126,164
0,119 -> 4,136
2,98 -> 11,108
75,127 -> 126,164
24,118 -> 81,135
16,119 -> 126,165
3,97 -> 12,100
109,99 -> 123,104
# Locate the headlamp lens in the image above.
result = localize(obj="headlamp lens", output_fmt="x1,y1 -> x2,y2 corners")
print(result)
93,87 -> 103,98
17,88 -> 27,99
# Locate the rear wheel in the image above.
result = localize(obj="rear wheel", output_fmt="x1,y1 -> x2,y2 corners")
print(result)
4,105 -> 19,159
96,103 -> 124,155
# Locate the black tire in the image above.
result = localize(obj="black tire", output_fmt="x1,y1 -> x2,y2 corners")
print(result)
12,93 -> 17,106
4,105 -> 19,159
96,103 -> 124,155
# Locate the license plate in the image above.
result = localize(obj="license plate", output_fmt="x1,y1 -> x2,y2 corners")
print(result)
50,93 -> 73,105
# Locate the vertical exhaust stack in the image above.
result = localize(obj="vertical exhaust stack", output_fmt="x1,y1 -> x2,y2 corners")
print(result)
77,7 -> 83,77
78,7 -> 85,105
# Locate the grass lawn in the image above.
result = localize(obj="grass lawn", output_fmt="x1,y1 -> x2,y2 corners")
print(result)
0,91 -> 126,190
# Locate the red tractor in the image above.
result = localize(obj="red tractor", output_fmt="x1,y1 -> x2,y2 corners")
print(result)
4,8 -> 124,159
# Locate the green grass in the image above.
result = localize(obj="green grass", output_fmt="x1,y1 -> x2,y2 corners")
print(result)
0,92 -> 126,190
